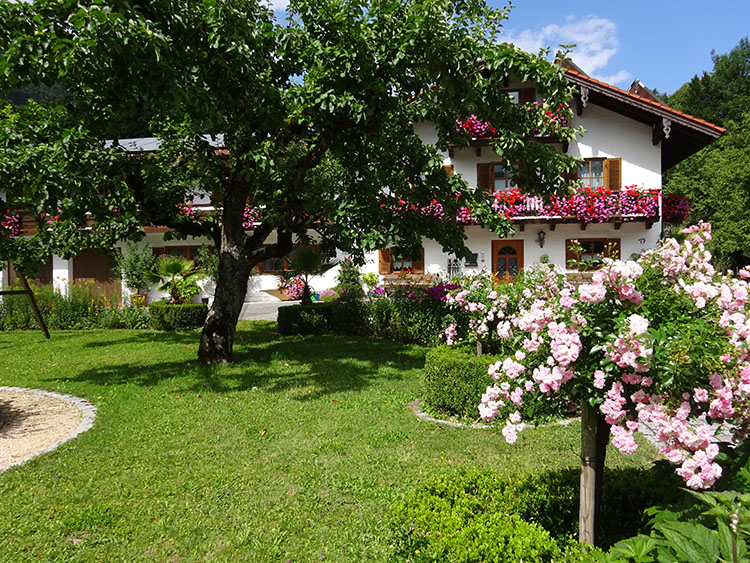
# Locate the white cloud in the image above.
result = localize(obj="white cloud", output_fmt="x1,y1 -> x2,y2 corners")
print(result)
264,0 -> 289,12
503,15 -> 632,86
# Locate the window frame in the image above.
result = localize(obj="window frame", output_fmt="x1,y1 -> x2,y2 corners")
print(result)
378,247 -> 425,275
565,238 -> 621,271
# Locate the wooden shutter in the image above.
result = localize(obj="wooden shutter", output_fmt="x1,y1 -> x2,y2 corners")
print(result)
603,158 -> 621,191
606,238 -> 621,260
378,249 -> 392,274
412,248 -> 425,274
476,163 -> 492,192
444,164 -> 454,176
519,87 -> 536,105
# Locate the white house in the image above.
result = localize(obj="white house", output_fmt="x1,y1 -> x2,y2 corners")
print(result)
361,62 -> 724,284
0,62 -> 724,303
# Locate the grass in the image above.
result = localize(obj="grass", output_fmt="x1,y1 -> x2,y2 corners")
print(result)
0,323 -> 662,561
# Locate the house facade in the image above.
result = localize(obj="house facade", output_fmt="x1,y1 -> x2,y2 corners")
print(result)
362,66 -> 723,285
0,64 -> 724,303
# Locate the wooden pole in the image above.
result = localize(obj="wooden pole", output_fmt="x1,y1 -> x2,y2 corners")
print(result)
18,275 -> 50,339
579,400 -> 597,545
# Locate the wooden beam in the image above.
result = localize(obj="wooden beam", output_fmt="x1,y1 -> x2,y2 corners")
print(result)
562,140 -> 569,153
652,122 -> 664,145
549,221 -> 557,231
614,221 -> 621,230
475,145 -> 481,157
580,222 -> 588,231
517,223 -> 525,232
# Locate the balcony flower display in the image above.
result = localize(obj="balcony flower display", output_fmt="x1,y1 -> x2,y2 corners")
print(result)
663,193 -> 690,225
1,211 -> 20,237
177,203 -> 198,218
242,203 -> 261,230
492,185 -> 660,224
456,101 -> 569,139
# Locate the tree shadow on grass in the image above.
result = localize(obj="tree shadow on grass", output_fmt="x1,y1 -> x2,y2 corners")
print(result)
57,323 -> 427,399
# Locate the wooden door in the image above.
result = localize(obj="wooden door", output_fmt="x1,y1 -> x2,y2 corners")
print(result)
492,240 -> 524,283
73,249 -> 121,302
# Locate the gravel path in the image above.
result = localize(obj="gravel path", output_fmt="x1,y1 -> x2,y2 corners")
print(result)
0,387 -> 96,471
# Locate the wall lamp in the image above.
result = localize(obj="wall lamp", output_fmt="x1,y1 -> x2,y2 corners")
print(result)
536,230 -> 546,248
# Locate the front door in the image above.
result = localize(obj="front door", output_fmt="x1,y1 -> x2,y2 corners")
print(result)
492,240 -> 524,283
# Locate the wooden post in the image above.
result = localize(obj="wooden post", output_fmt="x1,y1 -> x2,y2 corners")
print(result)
579,400 -> 597,545
2,275 -> 51,339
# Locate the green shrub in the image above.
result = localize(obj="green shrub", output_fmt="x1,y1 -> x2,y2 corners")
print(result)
423,344 -> 495,419
148,300 -> 207,331
330,293 -> 370,335
336,258 -> 364,297
389,470 -> 585,563
277,303 -> 334,335
389,467 -> 684,562
423,344 -> 574,422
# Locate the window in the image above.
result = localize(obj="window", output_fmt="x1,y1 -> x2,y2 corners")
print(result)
505,88 -> 535,105
260,256 -> 289,273
378,248 -> 425,275
477,162 -> 519,193
577,158 -> 621,191
565,238 -> 621,271
577,159 -> 605,188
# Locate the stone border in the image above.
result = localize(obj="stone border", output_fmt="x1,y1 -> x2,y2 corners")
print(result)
0,386 -> 97,471
407,399 -> 577,431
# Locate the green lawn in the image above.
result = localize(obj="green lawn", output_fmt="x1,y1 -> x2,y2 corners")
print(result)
0,323 -> 661,561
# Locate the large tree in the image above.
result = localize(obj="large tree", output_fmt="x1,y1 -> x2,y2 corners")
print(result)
0,0 -> 577,363
664,38 -> 750,270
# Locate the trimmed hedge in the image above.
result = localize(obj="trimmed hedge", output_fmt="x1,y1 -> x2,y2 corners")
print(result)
423,344 -> 495,419
148,301 -> 207,331
277,303 -> 335,335
424,344 -> 574,423
389,470 -> 585,562
388,466 -> 684,561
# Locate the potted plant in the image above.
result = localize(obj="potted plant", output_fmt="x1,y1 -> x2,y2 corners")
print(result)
286,246 -> 338,306
116,244 -> 156,306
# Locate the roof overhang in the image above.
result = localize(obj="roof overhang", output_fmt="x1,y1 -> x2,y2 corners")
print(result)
564,69 -> 725,172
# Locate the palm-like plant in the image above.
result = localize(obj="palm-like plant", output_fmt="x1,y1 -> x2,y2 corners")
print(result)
147,255 -> 202,304
287,246 -> 338,306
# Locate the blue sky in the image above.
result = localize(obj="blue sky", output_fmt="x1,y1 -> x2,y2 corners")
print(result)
270,0 -> 749,95
492,0 -> 750,93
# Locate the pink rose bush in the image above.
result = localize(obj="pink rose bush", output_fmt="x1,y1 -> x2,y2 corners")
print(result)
450,223 -> 750,490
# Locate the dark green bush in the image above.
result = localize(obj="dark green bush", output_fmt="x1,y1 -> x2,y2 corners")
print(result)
277,303 -> 334,335
423,344 -> 495,419
389,470 -> 585,563
423,344 -> 574,422
330,293 -> 370,335
389,466 -> 684,561
148,300 -> 207,331
371,285 -> 456,346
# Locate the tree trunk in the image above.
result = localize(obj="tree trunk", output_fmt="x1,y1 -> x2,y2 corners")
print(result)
198,250 -> 253,364
579,402 -> 610,546
579,401 -> 598,546
198,177 -> 254,365
594,411 -> 610,543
